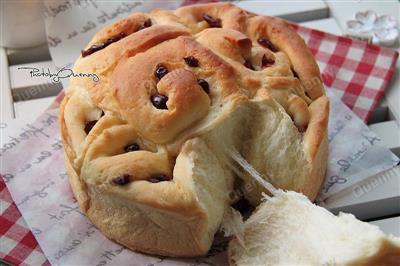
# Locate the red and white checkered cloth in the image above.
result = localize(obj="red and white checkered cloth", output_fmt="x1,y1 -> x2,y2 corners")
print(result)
0,181 -> 49,266
293,25 -> 398,122
0,15 -> 398,266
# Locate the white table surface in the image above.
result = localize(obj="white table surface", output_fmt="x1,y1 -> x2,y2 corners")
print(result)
326,0 -> 399,33
13,96 -> 55,121
300,17 -> 342,35
370,216 -> 400,236
235,0 -> 329,22
0,48 -> 14,120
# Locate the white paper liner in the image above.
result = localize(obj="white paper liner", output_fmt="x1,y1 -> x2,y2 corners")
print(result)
1,91 -> 397,265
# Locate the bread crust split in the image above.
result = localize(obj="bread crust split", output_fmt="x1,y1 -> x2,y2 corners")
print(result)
60,2 -> 329,257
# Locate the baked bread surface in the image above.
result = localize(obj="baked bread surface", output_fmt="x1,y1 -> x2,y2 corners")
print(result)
60,2 -> 329,257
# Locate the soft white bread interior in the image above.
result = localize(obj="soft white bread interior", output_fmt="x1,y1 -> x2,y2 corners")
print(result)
241,93 -> 328,206
228,191 -> 400,266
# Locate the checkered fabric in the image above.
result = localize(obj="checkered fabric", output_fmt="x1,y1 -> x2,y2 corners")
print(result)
0,8 -> 398,266
0,180 -> 49,266
292,24 -> 398,122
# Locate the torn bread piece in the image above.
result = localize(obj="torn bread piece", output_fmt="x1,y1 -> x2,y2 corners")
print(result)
228,190 -> 400,266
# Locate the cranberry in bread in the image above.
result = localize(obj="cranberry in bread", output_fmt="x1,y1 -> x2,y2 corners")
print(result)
59,2 -> 329,257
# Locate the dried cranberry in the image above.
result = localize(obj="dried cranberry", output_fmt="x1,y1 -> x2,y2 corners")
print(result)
184,56 -> 199,67
84,120 -> 98,134
81,44 -> 106,57
138,18 -> 152,31
111,174 -> 130,185
148,174 -> 171,183
197,79 -> 210,94
244,59 -> 255,70
155,64 -> 168,80
81,32 -> 127,57
105,32 -> 127,45
292,68 -> 299,78
202,13 -> 222,28
261,54 -> 275,67
298,126 -> 307,133
151,94 -> 168,109
257,37 -> 277,52
124,143 -> 140,152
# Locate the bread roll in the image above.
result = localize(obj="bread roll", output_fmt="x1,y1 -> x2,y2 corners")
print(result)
59,2 -> 329,256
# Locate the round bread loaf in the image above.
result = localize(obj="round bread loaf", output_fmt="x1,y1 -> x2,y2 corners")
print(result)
59,2 -> 329,257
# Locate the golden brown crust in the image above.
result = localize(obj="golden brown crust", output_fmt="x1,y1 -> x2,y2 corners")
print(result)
175,2 -> 247,33
60,2 -> 329,257
363,239 -> 400,265
299,96 -> 329,200
111,35 -> 237,143
64,152 -> 90,212
304,95 -> 330,161
246,15 -> 324,99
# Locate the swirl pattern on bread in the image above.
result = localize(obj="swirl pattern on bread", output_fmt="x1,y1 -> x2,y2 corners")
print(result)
60,3 -> 329,257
